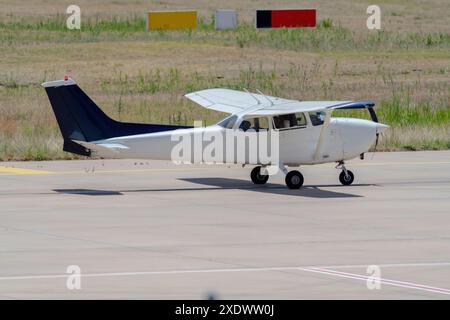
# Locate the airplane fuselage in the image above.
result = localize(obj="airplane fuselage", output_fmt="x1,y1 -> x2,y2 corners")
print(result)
89,116 -> 385,166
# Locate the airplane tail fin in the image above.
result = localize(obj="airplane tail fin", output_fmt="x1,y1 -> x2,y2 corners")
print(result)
42,77 -> 190,156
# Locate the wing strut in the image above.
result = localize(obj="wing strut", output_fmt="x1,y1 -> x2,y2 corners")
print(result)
313,110 -> 332,160
256,89 -> 275,106
243,88 -> 263,105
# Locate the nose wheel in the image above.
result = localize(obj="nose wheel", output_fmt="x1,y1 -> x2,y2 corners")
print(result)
336,161 -> 354,186
339,170 -> 354,185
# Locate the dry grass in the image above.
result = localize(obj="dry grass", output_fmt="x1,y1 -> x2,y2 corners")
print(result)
0,0 -> 449,160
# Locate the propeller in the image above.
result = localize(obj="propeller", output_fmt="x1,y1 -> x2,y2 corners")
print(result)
366,106 -> 388,160
371,132 -> 379,160
371,124 -> 388,159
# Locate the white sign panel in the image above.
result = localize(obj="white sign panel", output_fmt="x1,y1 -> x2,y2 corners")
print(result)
215,10 -> 237,30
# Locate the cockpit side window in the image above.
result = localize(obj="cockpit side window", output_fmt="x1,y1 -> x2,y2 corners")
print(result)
309,111 -> 326,126
273,113 -> 307,130
239,117 -> 269,132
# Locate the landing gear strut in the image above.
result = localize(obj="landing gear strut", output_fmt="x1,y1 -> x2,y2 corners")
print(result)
336,161 -> 354,186
250,166 -> 269,185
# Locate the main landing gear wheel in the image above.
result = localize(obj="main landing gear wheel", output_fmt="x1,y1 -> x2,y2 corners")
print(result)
285,170 -> 304,189
251,166 -> 269,185
339,170 -> 354,186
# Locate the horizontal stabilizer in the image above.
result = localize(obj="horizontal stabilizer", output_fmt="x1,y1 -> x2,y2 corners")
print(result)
73,140 -> 128,158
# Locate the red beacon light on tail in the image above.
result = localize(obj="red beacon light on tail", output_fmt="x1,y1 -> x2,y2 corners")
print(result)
64,75 -> 69,81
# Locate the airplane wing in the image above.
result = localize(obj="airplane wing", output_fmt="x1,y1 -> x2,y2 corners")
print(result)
185,88 -> 375,115
184,88 -> 294,114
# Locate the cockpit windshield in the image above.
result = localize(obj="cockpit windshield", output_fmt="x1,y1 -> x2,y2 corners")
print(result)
217,115 -> 238,129
309,111 -> 326,126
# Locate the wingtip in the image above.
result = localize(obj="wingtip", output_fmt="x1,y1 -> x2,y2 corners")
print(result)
359,99 -> 376,108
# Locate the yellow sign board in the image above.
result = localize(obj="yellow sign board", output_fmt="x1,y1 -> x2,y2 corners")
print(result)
147,11 -> 197,30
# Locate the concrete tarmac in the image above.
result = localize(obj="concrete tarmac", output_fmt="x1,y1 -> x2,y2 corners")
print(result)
0,151 -> 450,299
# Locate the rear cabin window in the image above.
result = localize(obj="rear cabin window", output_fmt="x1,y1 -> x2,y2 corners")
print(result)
273,113 -> 307,130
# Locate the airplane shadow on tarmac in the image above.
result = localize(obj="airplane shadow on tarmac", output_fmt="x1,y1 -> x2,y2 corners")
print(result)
178,178 -> 366,198
54,178 -> 372,198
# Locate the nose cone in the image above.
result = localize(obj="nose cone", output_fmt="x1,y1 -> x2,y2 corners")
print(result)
333,118 -> 388,159
376,123 -> 389,133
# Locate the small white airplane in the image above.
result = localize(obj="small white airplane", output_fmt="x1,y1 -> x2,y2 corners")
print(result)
42,77 -> 388,189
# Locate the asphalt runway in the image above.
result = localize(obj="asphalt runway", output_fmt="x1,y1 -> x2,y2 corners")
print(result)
1,151 -> 450,299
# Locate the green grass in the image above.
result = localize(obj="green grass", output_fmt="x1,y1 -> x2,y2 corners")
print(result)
335,96 -> 450,127
1,15 -> 449,51
0,14 -> 147,32
102,66 -> 281,97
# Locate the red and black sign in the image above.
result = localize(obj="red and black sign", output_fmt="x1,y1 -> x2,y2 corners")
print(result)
256,9 -> 316,28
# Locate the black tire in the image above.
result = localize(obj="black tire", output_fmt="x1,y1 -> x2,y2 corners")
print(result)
339,170 -> 354,186
251,166 -> 269,185
285,170 -> 304,189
